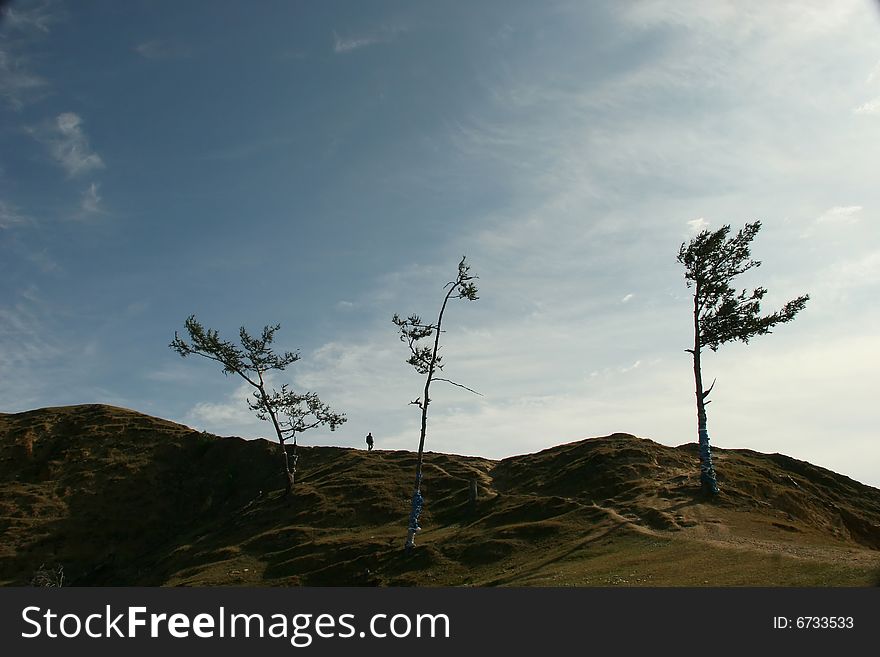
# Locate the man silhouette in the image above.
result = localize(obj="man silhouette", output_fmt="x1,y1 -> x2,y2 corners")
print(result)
366,432 -> 374,451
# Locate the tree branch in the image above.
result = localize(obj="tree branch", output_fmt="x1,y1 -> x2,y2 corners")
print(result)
179,348 -> 261,389
433,377 -> 483,396
702,377 -> 716,399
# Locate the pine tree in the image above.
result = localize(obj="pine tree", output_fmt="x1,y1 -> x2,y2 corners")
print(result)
677,222 -> 809,494
170,316 -> 345,495
393,257 -> 480,550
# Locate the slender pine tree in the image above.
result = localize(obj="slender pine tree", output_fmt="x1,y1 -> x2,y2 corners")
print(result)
393,256 -> 480,551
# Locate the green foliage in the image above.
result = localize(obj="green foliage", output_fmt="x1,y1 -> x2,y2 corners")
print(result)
391,313 -> 438,375
678,221 -> 809,352
250,385 -> 345,438
170,316 -> 299,378
393,256 -> 479,381
170,315 -> 346,481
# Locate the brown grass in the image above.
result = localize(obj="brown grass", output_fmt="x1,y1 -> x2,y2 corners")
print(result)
1,404 -> 878,586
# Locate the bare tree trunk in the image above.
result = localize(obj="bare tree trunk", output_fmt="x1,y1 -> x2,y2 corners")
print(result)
405,288 -> 455,552
258,379 -> 297,497
692,288 -> 719,494
279,440 -> 296,496
405,357 -> 432,551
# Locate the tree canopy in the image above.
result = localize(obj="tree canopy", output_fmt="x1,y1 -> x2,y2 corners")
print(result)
171,315 -> 345,495
678,221 -> 809,352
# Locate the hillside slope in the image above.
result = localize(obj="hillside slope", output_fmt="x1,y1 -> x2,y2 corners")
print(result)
1,404 -> 878,586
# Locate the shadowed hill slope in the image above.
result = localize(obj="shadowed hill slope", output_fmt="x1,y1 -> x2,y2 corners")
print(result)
1,404 -> 878,586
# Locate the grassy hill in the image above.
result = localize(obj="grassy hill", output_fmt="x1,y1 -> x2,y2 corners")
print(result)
1,404 -> 878,586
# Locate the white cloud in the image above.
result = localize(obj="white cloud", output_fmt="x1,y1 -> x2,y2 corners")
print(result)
33,113 -> 105,177
295,340 -> 413,418
332,24 -> 407,54
621,293 -> 634,303
620,359 -> 642,373
800,205 -> 865,239
80,182 -> 102,214
816,205 -> 862,225
854,98 -> 880,115
620,0 -> 861,39
686,217 -> 709,233
184,381 -> 265,437
333,33 -> 381,54
3,3 -> 60,33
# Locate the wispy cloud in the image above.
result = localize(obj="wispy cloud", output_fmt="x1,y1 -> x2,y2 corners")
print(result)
78,182 -> 103,215
816,205 -> 862,225
25,114 -> 108,218
0,291 -> 59,363
183,381 -> 267,437
0,286 -> 65,409
2,2 -> 61,33
0,1 -> 61,109
0,200 -> 33,229
800,205 -> 865,239
333,32 -> 381,54
620,359 -> 642,373
0,48 -> 48,109
0,204 -> 59,273
33,113 -> 105,177
332,24 -> 407,54
853,98 -> 880,115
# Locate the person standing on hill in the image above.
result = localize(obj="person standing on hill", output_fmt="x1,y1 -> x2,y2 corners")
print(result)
366,432 -> 374,451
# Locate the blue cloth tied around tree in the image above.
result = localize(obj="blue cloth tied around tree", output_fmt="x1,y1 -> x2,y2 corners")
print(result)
408,490 -> 423,533
698,429 -> 719,493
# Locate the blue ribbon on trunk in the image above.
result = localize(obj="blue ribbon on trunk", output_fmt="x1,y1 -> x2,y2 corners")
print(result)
699,428 -> 719,494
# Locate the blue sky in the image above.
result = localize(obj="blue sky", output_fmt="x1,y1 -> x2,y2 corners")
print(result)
2,0 -> 879,487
